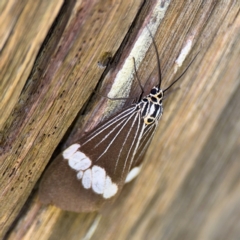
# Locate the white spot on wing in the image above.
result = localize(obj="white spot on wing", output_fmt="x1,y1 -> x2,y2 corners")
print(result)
63,144 -> 80,159
68,151 -> 91,171
103,176 -> 118,199
82,169 -> 92,189
125,166 -> 142,183
77,171 -> 83,179
63,146 -> 118,198
92,166 -> 106,194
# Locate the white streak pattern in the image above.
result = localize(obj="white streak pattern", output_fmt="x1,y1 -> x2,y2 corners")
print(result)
136,124 -> 157,162
82,107 -> 137,146
80,105 -> 159,180
114,111 -> 140,173
94,111 -> 136,162
122,112 -> 143,174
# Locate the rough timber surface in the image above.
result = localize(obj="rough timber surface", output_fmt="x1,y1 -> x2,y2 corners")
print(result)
0,0 -> 240,240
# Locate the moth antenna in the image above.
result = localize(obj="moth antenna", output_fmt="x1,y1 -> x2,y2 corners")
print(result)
162,87 -> 180,100
163,52 -> 199,93
147,27 -> 162,89
133,57 -> 144,100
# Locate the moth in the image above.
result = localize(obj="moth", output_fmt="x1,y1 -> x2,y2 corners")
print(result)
39,29 -> 195,212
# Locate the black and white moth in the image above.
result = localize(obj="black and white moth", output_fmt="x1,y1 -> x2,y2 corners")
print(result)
39,29 -> 194,212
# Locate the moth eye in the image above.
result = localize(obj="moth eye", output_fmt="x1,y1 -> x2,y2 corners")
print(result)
150,88 -> 157,95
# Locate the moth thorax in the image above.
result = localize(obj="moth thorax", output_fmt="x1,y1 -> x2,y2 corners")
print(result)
139,99 -> 163,125
149,87 -> 163,104
143,103 -> 163,125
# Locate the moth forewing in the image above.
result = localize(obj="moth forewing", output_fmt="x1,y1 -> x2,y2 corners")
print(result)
39,105 -> 150,212
39,154 -> 108,212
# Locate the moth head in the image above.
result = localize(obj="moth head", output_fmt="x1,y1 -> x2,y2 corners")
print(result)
149,87 -> 163,104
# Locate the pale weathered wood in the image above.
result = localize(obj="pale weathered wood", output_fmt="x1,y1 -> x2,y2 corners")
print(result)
1,0 -> 240,239
0,0 -> 64,128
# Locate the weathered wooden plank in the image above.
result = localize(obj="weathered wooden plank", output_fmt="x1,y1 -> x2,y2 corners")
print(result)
1,0 -> 240,239
0,0 -> 146,238
0,0 -> 64,128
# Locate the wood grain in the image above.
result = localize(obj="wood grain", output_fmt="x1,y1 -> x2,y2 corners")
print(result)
1,0 -> 240,239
